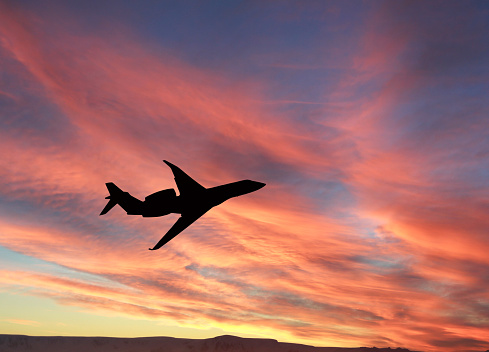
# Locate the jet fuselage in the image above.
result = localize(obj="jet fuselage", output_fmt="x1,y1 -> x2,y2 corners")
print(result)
143,180 -> 265,217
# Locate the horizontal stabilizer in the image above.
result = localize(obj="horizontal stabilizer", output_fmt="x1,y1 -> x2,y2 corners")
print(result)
100,182 -> 144,216
100,198 -> 117,215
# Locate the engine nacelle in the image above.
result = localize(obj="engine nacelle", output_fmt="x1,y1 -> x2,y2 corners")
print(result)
142,188 -> 177,217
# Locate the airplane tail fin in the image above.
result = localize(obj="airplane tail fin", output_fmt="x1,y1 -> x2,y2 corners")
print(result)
100,182 -> 143,216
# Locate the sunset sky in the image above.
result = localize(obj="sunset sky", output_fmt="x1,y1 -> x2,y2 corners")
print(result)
1,1 -> 489,351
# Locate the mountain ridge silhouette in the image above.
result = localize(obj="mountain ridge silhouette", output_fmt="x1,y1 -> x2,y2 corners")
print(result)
0,334 -> 424,352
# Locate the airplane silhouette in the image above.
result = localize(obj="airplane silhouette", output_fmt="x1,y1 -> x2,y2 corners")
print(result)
100,160 -> 265,250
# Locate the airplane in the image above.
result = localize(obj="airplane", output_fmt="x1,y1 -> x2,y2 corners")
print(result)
100,160 -> 265,250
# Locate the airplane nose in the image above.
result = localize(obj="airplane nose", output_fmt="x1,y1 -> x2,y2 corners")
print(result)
247,180 -> 265,192
216,180 -> 265,199
239,180 -> 265,195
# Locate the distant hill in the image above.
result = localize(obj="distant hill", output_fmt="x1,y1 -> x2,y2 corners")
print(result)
0,334 -> 420,352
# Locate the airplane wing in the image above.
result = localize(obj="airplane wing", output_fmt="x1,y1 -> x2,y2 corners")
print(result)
148,212 -> 205,250
163,160 -> 205,196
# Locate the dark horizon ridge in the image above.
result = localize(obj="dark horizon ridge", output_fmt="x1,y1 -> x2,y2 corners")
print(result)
0,333 -> 426,352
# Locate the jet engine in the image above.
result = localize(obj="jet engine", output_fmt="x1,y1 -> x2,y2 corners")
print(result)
142,189 -> 177,217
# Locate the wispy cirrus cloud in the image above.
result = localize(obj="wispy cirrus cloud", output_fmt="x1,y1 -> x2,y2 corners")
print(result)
4,318 -> 41,326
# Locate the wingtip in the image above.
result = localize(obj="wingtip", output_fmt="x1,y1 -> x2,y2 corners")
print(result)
163,160 -> 179,172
